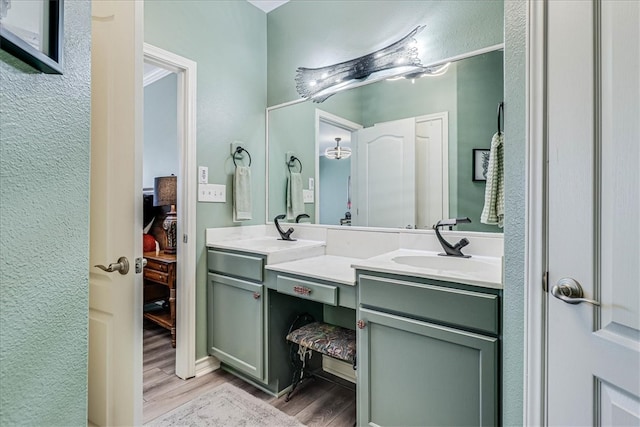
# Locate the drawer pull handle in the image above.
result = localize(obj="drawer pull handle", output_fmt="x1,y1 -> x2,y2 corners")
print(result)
293,286 -> 312,296
253,292 -> 261,299
357,320 -> 366,329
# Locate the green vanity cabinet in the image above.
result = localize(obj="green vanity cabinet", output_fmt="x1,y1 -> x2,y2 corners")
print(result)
357,273 -> 501,427
207,249 -> 266,381
207,272 -> 264,380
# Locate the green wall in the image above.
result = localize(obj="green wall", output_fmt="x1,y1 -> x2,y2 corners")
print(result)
144,73 -> 178,189
503,1 -> 527,425
0,1 -> 92,425
145,0 -> 267,359
267,0 -> 504,106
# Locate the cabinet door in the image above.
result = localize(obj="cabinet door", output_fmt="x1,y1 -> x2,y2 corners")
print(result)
207,273 -> 264,380
357,307 -> 498,427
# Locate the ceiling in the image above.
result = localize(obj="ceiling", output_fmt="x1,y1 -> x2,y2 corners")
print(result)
247,0 -> 289,13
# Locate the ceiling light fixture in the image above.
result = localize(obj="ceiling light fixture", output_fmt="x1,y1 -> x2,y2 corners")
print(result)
296,25 -> 425,103
325,137 -> 351,160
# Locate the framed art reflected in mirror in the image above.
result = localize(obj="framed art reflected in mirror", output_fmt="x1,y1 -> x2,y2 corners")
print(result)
473,148 -> 490,182
0,0 -> 63,74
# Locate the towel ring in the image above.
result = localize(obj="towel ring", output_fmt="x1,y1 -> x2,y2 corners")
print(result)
497,102 -> 504,135
232,147 -> 252,167
288,156 -> 302,174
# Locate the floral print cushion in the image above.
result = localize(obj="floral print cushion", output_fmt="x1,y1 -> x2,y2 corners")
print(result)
286,322 -> 356,363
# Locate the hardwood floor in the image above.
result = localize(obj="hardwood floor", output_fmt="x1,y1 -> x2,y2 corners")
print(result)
143,321 -> 356,426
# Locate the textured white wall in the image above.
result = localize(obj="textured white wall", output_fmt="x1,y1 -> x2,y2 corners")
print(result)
0,1 -> 92,425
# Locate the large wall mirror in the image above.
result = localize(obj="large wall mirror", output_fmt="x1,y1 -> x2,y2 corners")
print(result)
267,47 -> 503,233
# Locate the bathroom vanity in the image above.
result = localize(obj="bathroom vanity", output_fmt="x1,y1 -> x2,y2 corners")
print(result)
206,225 -> 503,426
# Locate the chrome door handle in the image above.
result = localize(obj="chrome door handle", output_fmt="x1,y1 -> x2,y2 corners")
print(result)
551,277 -> 600,306
95,257 -> 130,275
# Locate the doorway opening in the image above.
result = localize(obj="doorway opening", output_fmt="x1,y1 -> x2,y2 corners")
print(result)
142,44 -> 197,391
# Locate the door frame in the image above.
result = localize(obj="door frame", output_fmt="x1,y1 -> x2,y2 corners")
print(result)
143,43 -> 197,380
314,109 -> 363,223
524,0 -> 548,425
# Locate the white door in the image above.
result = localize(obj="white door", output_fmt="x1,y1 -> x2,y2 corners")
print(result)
415,112 -> 449,230
353,118 -> 416,228
547,1 -> 640,425
88,1 -> 144,425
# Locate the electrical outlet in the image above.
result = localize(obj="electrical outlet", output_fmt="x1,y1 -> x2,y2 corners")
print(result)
198,184 -> 226,203
198,166 -> 208,184
303,189 -> 314,203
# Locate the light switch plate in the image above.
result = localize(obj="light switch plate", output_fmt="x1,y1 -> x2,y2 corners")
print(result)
303,189 -> 314,203
308,178 -> 315,190
198,166 -> 208,184
198,183 -> 226,203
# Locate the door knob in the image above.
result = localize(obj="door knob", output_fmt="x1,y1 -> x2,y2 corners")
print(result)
95,257 -> 130,275
551,277 -> 600,306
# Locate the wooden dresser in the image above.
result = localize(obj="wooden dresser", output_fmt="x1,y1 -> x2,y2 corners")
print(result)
143,252 -> 177,347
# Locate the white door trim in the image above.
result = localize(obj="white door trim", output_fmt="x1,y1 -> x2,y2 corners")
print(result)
415,111 -> 450,224
143,43 -> 197,380
314,109 -> 363,223
524,0 -> 547,425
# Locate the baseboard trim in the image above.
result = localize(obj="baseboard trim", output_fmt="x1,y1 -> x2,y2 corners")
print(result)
195,355 -> 220,377
322,356 -> 356,383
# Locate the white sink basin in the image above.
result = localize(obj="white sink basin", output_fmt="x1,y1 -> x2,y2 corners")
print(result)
208,236 -> 326,264
391,254 -> 497,274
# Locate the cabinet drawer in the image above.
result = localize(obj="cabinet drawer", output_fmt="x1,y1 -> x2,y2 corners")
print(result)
359,275 -> 499,335
208,249 -> 264,282
144,268 -> 168,285
276,275 -> 338,306
145,258 -> 168,273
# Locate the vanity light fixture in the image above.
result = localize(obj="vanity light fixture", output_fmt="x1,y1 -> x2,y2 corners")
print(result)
387,62 -> 451,82
296,25 -> 425,102
325,137 -> 351,160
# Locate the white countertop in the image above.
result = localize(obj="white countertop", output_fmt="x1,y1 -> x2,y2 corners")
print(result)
265,255 -> 360,286
351,249 -> 503,289
207,236 -> 326,265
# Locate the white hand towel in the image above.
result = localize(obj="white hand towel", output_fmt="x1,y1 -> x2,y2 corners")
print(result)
480,132 -> 504,228
286,172 -> 304,220
233,166 -> 252,221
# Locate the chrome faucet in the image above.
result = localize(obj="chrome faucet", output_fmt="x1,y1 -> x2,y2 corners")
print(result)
274,214 -> 296,241
433,217 -> 472,258
295,213 -> 310,223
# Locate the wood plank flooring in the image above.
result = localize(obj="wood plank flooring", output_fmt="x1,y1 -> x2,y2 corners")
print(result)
143,321 -> 356,426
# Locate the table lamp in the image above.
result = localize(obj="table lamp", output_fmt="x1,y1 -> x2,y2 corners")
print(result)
154,175 -> 177,254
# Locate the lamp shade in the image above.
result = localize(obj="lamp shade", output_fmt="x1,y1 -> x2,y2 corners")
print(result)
153,175 -> 177,207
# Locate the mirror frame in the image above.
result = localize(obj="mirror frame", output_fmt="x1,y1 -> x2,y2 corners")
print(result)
265,43 -> 505,227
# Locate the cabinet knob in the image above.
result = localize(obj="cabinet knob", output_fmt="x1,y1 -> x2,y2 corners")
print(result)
357,320 -> 366,329
253,292 -> 261,299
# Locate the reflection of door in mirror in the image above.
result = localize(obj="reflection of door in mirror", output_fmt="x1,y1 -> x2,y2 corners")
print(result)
350,114 -> 448,229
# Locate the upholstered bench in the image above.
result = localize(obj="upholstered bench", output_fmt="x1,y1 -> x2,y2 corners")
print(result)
285,320 -> 356,401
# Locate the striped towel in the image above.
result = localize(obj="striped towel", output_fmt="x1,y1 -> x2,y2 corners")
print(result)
481,132 -> 504,228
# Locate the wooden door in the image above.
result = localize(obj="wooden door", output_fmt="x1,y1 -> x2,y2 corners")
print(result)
352,118 -> 416,228
546,1 -> 640,424
88,1 -> 144,425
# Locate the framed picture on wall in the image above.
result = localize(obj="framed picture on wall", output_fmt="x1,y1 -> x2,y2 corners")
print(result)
0,0 -> 63,74
473,149 -> 491,182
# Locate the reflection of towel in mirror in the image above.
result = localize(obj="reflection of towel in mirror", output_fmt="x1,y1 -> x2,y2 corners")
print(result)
233,166 -> 252,221
287,172 -> 304,220
481,132 -> 504,228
